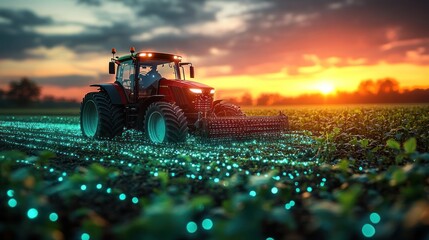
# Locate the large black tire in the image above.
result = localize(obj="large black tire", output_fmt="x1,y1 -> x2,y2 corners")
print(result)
144,102 -> 188,143
213,101 -> 245,117
80,92 -> 124,139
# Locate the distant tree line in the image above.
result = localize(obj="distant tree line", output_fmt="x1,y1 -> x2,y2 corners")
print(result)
226,78 -> 429,106
0,78 -> 78,108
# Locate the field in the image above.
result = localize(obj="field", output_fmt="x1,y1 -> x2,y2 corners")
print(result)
1,105 -> 429,239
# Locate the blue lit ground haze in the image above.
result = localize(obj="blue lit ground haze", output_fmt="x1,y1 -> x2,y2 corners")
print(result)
0,115 -> 326,237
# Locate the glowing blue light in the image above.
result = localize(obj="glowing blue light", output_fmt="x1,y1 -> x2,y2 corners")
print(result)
271,187 -> 279,194
202,218 -> 213,230
214,178 -> 219,183
370,212 -> 381,224
186,221 -> 198,233
96,184 -> 102,189
7,189 -> 14,197
285,203 -> 291,210
49,212 -> 58,222
119,193 -> 126,200
249,190 -> 256,197
106,188 -> 111,194
295,188 -> 300,193
362,224 -> 375,237
290,200 -> 295,206
81,233 -> 90,240
81,185 -> 87,191
267,238 -> 274,240
58,177 -> 63,182
132,197 -> 139,204
27,208 -> 38,219
306,187 -> 312,192
8,198 -> 17,208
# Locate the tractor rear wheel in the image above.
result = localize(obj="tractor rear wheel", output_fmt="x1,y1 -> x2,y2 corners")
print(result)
144,102 -> 188,143
213,101 -> 245,117
80,92 -> 124,139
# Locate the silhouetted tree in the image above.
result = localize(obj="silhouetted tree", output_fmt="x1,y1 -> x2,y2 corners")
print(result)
358,79 -> 377,95
7,78 -> 41,106
0,89 -> 5,99
376,78 -> 399,94
240,92 -> 253,106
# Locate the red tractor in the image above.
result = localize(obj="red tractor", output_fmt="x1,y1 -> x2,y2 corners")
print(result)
80,47 -> 288,143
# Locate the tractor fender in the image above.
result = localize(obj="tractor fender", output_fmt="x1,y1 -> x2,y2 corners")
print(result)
90,83 -> 127,105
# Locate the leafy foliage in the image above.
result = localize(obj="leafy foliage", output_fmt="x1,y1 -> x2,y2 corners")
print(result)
1,104 -> 429,239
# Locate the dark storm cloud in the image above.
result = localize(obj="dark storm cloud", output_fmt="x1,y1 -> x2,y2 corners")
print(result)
1,0 -> 429,75
135,0 -> 215,26
203,0 -> 429,75
0,8 -> 53,59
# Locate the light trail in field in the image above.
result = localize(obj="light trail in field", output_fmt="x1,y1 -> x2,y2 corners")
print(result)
0,116 -> 326,206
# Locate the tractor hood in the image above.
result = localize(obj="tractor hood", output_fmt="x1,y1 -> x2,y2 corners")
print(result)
159,79 -> 214,91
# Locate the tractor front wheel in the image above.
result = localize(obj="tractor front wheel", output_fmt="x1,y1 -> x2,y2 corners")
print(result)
80,92 -> 124,139
213,101 -> 245,117
144,102 -> 188,143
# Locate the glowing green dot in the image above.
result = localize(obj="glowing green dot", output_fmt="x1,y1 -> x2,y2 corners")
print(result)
267,238 -> 274,240
8,198 -> 17,208
290,200 -> 295,206
186,221 -> 197,233
132,197 -> 139,204
58,177 -> 63,182
306,187 -> 312,192
49,212 -> 58,222
362,224 -> 375,238
202,218 -> 213,230
106,188 -> 111,194
7,189 -> 14,197
96,184 -> 102,189
285,203 -> 291,210
249,190 -> 256,197
295,188 -> 300,193
81,233 -> 90,240
80,185 -> 87,191
119,193 -> 126,200
271,187 -> 278,194
370,212 -> 381,224
27,208 -> 38,219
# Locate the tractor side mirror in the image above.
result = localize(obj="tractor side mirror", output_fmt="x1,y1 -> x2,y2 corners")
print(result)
190,66 -> 195,78
109,62 -> 115,74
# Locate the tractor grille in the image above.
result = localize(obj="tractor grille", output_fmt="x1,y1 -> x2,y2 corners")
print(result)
194,94 -> 213,112
170,86 -> 189,107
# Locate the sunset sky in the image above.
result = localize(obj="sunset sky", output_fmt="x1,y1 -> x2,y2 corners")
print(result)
1,0 -> 428,101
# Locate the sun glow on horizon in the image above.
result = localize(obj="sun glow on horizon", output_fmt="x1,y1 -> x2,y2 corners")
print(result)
318,82 -> 335,95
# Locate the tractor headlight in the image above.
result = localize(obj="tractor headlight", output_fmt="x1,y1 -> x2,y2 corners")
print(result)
210,89 -> 215,94
190,88 -> 203,94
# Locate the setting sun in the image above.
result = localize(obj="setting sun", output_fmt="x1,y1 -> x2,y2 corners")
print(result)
318,82 -> 335,95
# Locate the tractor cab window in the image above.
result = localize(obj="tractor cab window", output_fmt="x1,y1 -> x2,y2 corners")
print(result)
118,60 -> 134,91
139,61 -> 178,89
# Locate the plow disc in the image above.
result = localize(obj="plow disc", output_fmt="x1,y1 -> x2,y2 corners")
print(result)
197,113 -> 289,139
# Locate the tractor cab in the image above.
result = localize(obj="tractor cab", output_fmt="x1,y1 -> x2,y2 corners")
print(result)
109,48 -> 196,102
